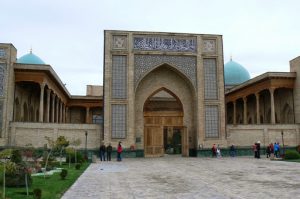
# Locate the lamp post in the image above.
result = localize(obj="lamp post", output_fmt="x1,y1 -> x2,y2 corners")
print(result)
85,131 -> 88,160
281,131 -> 285,158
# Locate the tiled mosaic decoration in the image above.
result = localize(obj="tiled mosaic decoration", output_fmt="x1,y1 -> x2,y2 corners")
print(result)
133,36 -> 196,52
0,64 -> 6,97
113,36 -> 127,50
205,105 -> 219,138
203,40 -> 216,53
111,104 -> 127,139
134,55 -> 197,88
112,56 -> 127,99
204,59 -> 218,99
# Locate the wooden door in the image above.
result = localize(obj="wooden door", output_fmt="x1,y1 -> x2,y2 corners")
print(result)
144,125 -> 164,157
181,127 -> 189,157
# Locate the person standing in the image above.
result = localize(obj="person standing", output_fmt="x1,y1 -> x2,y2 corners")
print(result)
106,143 -> 112,161
256,141 -> 261,159
253,142 -> 257,158
216,144 -> 222,158
230,144 -> 236,157
212,144 -> 217,158
117,141 -> 123,161
99,143 -> 106,161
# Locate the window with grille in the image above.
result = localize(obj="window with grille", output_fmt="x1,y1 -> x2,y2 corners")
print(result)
111,104 -> 126,139
112,56 -> 127,99
204,59 -> 218,99
205,105 -> 219,138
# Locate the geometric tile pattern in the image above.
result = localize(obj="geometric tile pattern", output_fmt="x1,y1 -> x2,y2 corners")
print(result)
204,59 -> 218,99
205,105 -> 219,138
111,104 -> 127,139
113,36 -> 127,50
134,55 -> 197,88
203,40 -> 216,53
112,56 -> 127,99
0,64 -> 6,96
0,49 -> 5,58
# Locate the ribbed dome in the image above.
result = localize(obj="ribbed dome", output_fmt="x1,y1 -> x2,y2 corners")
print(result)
224,59 -> 250,85
17,51 -> 45,65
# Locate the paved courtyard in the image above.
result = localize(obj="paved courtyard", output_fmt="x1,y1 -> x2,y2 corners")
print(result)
62,156 -> 300,199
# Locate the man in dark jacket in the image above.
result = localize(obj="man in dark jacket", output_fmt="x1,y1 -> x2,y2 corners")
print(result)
106,143 -> 112,161
99,143 -> 106,161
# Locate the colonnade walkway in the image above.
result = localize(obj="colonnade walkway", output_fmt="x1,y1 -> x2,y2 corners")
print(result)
62,156 -> 300,199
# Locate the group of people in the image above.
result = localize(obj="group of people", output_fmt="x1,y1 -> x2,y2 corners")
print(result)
211,144 -> 237,158
266,142 -> 281,158
99,141 -> 123,161
212,144 -> 222,158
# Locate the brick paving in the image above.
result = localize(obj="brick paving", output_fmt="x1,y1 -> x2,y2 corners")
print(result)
61,156 -> 300,199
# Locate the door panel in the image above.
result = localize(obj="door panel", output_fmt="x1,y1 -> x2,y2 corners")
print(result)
144,126 -> 164,157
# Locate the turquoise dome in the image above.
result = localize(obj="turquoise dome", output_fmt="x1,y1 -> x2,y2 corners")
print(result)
224,60 -> 250,85
17,52 -> 45,65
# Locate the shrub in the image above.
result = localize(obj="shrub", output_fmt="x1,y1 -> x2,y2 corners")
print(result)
33,188 -> 42,199
296,145 -> 300,153
75,163 -> 81,170
11,149 -> 22,164
60,169 -> 68,180
284,150 -> 300,160
5,164 -> 32,187
66,152 -> 85,163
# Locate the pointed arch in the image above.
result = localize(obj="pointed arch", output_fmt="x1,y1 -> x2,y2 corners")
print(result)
143,87 -> 183,112
136,63 -> 196,93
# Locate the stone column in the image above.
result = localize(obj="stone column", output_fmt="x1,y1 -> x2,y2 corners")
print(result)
255,93 -> 260,124
243,97 -> 247,124
270,88 -> 276,124
56,97 -> 59,123
39,83 -> 45,122
86,107 -> 90,124
46,89 -> 51,123
66,107 -> 69,123
51,93 -> 56,123
233,100 -> 236,125
62,103 -> 66,123
59,100 -> 63,123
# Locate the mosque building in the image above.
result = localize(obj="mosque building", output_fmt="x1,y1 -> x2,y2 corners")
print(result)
0,30 -> 299,157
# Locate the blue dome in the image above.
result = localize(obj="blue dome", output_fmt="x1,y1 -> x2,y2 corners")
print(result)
17,52 -> 45,65
224,60 -> 250,85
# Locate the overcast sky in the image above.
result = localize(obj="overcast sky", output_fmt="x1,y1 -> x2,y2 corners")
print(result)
1,0 -> 300,95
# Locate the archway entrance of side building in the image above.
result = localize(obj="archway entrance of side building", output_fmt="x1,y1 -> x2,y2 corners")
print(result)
143,88 -> 188,157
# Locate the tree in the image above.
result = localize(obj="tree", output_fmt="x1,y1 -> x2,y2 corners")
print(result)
71,138 -> 81,164
56,136 -> 69,166
44,136 -> 55,179
0,149 -> 13,199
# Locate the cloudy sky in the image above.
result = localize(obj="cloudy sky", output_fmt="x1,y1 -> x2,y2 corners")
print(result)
1,0 -> 300,95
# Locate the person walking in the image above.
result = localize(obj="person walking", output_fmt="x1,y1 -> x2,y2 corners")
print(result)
99,143 -> 106,161
266,145 -> 271,158
106,143 -> 112,161
117,141 -> 123,161
274,142 -> 279,158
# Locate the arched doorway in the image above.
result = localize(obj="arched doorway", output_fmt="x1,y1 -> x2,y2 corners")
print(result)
143,88 -> 189,157
135,64 -> 195,158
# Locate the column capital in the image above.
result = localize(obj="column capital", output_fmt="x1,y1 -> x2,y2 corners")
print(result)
243,96 -> 247,102
46,89 -> 51,95
40,82 -> 46,88
269,87 -> 276,94
255,92 -> 260,98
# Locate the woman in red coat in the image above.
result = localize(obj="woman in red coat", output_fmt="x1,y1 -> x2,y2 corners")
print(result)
117,142 -> 123,161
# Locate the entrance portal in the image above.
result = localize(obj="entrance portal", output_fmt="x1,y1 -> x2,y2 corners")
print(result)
143,88 -> 189,157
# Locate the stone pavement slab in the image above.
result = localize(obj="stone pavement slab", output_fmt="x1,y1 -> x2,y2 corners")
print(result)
62,156 -> 300,199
